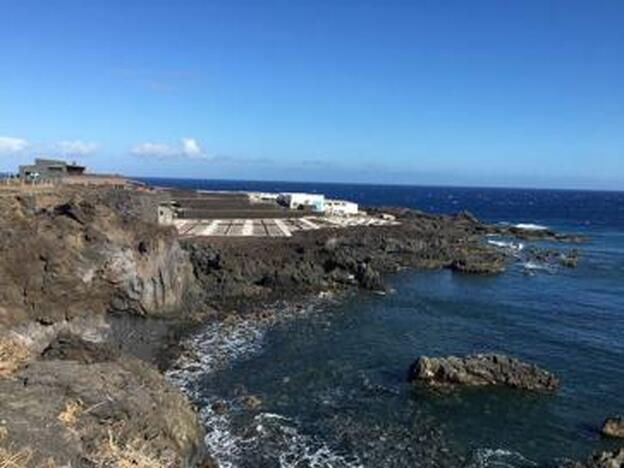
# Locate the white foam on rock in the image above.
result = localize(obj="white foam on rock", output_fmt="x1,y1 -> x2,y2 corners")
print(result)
515,223 -> 548,231
487,240 -> 524,252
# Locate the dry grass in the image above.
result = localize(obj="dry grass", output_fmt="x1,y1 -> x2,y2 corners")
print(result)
0,446 -> 32,468
0,336 -> 30,378
91,430 -> 176,468
57,400 -> 83,427
0,425 -> 33,468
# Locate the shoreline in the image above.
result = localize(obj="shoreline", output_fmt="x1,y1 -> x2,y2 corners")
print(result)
0,182 -> 606,467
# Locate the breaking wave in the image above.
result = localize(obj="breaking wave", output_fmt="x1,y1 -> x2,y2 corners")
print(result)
515,223 -> 548,231
487,239 -> 525,253
166,296 -> 362,468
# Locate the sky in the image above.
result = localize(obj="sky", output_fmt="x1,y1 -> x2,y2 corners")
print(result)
1,0 -> 623,190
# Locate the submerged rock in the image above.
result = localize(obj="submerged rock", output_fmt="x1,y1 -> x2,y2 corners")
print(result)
572,447 -> 624,468
408,353 -> 559,392
601,417 -> 624,438
242,394 -> 263,409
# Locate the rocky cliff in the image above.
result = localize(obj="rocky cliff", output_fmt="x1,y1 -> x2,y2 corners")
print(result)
0,186 -> 205,466
0,186 -> 195,328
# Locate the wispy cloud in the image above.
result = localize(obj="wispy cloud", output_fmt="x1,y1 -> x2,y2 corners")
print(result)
0,136 -> 29,154
131,138 -> 205,158
55,140 -> 98,156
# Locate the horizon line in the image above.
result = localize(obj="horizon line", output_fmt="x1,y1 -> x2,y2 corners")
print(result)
132,175 -> 624,194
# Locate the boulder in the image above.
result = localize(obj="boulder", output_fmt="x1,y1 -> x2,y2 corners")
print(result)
581,448 -> 624,468
602,417 -> 624,438
408,353 -> 559,392
0,355 -> 204,466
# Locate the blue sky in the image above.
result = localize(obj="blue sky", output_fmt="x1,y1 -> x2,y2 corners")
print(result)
1,0 -> 622,189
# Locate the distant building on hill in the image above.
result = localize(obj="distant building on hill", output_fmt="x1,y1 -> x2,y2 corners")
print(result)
19,158 -> 85,180
17,157 -> 135,188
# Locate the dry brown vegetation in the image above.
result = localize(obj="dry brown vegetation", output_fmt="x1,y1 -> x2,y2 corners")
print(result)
0,447 -> 32,468
90,430 -> 176,468
0,425 -> 32,468
0,336 -> 30,378
57,399 -> 84,427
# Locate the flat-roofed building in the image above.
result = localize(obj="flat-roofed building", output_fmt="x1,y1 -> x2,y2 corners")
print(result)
325,199 -> 359,216
277,193 -> 325,212
19,158 -> 85,181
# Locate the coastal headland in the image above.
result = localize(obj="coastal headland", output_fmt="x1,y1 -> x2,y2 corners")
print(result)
0,181 -> 610,467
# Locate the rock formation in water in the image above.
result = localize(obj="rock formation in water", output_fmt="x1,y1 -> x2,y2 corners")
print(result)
568,447 -> 624,468
601,417 -> 624,438
184,209 -> 511,309
408,353 -> 559,392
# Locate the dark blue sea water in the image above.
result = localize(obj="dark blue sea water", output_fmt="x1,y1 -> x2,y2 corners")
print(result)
156,178 -> 624,467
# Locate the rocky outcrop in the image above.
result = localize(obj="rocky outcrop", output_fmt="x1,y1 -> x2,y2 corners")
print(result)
408,353 -> 559,392
0,186 -> 204,466
569,448 -> 624,468
0,187 -> 195,328
184,210 -> 509,307
526,247 -> 580,269
601,417 -> 624,438
0,343 -> 204,466
449,247 -> 506,274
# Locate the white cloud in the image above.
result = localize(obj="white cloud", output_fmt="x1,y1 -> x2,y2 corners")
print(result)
55,140 -> 98,156
181,138 -> 202,157
131,138 -> 205,158
0,136 -> 29,154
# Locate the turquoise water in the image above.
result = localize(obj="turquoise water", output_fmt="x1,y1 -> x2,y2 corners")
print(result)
158,180 -> 624,467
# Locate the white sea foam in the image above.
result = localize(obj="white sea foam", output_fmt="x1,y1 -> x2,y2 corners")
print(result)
166,298 -> 362,468
254,413 -> 363,468
487,239 -> 525,252
167,318 -> 267,399
465,448 -> 538,468
515,223 -> 548,231
522,261 -> 551,272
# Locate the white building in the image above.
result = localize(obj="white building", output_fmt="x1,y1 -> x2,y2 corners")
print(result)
157,202 -> 178,225
325,199 -> 359,216
278,193 -> 325,212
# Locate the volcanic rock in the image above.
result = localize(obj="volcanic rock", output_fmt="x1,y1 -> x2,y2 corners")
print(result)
408,353 -> 559,392
602,417 -> 624,438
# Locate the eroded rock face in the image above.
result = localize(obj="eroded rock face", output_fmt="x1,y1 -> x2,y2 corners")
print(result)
602,417 -> 624,438
408,353 -> 559,392
0,187 -> 195,328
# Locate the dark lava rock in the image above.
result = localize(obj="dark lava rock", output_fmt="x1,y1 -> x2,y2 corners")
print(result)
41,333 -> 120,364
211,400 -> 229,415
408,353 -> 559,392
449,253 -> 506,274
602,417 -> 624,438
570,447 -> 624,468
242,394 -> 263,409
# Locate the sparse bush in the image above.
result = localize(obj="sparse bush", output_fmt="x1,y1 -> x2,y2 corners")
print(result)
0,336 -> 29,378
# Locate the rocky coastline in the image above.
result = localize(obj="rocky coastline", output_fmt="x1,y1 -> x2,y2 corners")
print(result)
0,184 -> 609,467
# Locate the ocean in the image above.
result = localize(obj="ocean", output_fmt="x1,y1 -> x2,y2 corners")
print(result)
146,178 -> 624,467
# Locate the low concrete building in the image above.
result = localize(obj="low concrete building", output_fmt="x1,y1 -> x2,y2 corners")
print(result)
19,158 -> 85,181
325,199 -> 359,216
278,193 -> 326,212
158,202 -> 178,225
